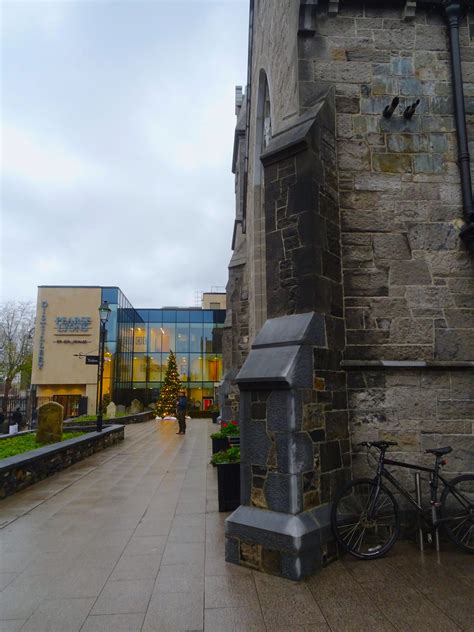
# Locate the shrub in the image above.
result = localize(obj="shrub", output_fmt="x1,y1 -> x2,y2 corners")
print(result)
210,421 -> 239,440
210,447 -> 240,465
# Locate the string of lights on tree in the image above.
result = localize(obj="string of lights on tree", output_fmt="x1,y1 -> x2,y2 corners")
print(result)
155,350 -> 182,417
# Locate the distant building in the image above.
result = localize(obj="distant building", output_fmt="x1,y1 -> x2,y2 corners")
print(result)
31,286 -> 225,417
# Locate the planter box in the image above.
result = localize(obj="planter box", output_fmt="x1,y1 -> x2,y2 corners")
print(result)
217,462 -> 240,512
212,437 -> 229,455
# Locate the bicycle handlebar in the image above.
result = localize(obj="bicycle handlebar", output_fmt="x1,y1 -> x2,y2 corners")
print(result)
358,441 -> 398,449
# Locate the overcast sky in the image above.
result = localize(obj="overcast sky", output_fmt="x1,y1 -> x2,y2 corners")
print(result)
0,0 -> 248,309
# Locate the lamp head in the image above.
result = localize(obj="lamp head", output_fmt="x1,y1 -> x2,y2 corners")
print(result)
99,300 -> 111,324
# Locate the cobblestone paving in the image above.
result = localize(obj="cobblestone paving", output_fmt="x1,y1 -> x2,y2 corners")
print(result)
0,420 -> 472,631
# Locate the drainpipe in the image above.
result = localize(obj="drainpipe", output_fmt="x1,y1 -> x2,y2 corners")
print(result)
444,1 -> 474,249
241,0 -> 255,235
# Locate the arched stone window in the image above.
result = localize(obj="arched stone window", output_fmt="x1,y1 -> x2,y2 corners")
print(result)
252,70 -> 272,333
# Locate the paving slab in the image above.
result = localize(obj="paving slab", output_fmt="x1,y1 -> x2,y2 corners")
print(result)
0,420 -> 473,631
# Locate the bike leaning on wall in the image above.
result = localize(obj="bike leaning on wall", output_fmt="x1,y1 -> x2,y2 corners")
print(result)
331,441 -> 474,559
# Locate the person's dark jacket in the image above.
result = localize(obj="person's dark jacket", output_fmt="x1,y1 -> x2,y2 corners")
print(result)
11,409 -> 23,428
176,396 -> 187,411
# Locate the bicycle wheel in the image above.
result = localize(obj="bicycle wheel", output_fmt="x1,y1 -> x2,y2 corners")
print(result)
440,474 -> 474,553
331,477 -> 400,559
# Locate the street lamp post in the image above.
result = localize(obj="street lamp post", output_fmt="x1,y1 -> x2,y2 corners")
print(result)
97,300 -> 111,432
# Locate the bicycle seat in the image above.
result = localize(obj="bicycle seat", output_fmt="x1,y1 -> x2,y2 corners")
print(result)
425,446 -> 452,456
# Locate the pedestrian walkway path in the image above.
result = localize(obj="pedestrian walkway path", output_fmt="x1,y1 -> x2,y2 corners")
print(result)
0,420 -> 473,631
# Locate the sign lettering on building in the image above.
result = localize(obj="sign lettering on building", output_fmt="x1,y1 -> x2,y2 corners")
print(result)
38,301 -> 48,369
55,316 -> 92,333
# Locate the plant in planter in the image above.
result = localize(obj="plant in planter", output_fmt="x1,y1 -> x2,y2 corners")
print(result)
210,421 -> 239,454
210,447 -> 240,512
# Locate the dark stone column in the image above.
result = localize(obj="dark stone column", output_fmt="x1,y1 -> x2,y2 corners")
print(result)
225,89 -> 350,581
225,312 -> 350,580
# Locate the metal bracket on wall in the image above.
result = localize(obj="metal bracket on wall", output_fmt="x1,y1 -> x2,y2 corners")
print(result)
298,0 -> 319,35
328,0 -> 340,16
403,1 -> 418,21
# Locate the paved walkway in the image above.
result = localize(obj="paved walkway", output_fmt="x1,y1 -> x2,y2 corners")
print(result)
0,420 -> 473,632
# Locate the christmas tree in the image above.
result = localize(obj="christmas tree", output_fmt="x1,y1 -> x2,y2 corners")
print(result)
155,350 -> 182,417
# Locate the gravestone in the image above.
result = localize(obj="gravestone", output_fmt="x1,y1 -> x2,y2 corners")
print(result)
106,401 -> 117,419
116,405 -> 126,415
130,399 -> 143,414
37,401 -> 64,445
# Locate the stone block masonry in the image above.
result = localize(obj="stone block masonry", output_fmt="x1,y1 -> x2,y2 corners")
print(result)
296,2 -> 474,475
297,7 -> 474,368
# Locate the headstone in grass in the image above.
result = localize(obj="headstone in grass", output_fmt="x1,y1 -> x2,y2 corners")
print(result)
106,401 -> 117,419
36,401 -> 64,445
130,399 -> 143,414
116,405 -> 126,415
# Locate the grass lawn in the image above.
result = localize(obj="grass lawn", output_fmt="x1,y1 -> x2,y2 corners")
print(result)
0,432 -> 85,460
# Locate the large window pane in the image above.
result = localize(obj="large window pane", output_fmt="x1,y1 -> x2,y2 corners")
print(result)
203,355 -> 222,382
214,310 -> 226,324
148,354 -> 162,381
133,354 -> 147,382
189,323 -> 203,353
148,310 -> 163,323
176,323 -> 189,353
190,354 -> 203,381
176,311 -> 190,322
161,324 -> 175,352
134,324 -> 148,353
149,325 -> 175,352
176,354 -> 189,381
102,287 -> 118,303
136,309 -> 149,322
162,310 -> 176,322
203,324 -> 215,353
105,305 -> 118,341
148,326 -> 162,352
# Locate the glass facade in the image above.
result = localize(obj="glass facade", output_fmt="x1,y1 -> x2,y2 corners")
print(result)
101,288 -> 225,410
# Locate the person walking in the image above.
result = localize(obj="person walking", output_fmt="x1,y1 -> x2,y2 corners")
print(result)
176,391 -> 187,435
12,407 -> 23,431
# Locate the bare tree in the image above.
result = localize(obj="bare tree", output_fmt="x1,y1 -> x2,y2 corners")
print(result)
0,301 -> 35,411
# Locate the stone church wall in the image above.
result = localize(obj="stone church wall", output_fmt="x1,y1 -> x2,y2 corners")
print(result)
295,2 -> 474,475
225,0 -> 474,578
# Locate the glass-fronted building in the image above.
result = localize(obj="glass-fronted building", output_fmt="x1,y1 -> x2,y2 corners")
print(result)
101,287 -> 226,410
32,286 -> 226,416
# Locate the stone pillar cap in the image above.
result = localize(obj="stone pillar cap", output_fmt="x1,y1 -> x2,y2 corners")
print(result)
252,312 -> 326,349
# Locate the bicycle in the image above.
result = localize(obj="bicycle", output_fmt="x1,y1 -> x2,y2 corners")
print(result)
331,440 -> 474,559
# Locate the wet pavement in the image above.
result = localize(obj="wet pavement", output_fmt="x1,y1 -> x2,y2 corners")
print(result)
0,419 -> 473,631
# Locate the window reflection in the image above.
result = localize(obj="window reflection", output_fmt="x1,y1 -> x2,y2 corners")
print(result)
148,354 -> 161,381
177,354 -> 189,380
189,323 -> 203,353
161,324 -> 175,352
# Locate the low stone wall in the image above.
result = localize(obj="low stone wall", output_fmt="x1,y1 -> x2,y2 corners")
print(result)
64,410 -> 155,429
0,425 -> 124,499
114,410 -> 155,424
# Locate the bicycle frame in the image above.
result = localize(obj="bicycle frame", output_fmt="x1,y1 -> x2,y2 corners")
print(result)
369,451 -> 471,527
